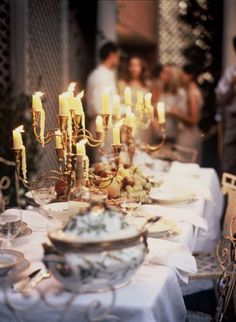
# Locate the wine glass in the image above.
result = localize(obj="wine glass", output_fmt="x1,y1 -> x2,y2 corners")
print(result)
31,182 -> 56,208
121,196 -> 141,219
0,206 -> 22,248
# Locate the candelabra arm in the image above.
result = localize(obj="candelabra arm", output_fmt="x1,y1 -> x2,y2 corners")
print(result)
140,125 -> 166,153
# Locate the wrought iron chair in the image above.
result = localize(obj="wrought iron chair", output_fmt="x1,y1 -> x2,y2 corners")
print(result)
187,172 -> 236,321
151,143 -> 198,163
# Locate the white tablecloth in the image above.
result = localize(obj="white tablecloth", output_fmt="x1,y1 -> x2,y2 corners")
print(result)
0,168 -> 223,322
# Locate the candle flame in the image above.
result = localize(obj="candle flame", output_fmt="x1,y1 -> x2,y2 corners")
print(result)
14,125 -> 24,133
68,82 -> 76,93
76,90 -> 84,99
126,106 -> 132,115
35,91 -> 44,98
145,92 -> 152,100
78,138 -> 87,145
157,102 -> 164,109
96,115 -> 103,123
113,94 -> 120,102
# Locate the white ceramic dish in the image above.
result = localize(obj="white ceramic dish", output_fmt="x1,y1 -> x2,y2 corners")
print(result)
43,201 -> 90,224
149,189 -> 196,204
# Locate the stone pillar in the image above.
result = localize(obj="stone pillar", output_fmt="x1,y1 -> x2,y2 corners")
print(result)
96,0 -> 117,63
222,0 -> 236,69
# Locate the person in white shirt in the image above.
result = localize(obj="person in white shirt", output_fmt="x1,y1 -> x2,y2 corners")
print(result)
216,36 -> 236,174
86,42 -> 120,119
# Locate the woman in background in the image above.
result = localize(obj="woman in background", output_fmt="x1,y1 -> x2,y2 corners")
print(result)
169,67 -> 203,160
118,55 -> 151,143
118,55 -> 150,102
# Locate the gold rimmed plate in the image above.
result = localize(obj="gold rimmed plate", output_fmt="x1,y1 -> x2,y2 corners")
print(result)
149,189 -> 197,205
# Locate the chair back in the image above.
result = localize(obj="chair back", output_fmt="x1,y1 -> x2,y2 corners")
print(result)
214,173 -> 236,322
222,173 -> 236,235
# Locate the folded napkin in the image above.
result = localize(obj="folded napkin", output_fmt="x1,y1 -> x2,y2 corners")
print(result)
169,161 -> 200,177
145,238 -> 197,283
139,204 -> 207,231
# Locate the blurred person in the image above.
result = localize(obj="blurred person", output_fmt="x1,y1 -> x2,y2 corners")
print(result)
118,55 -> 150,101
174,66 -> 203,157
118,55 -> 151,143
159,65 -> 202,159
85,41 -> 120,163
151,63 -> 163,106
86,41 -> 120,119
216,36 -> 236,174
159,64 -> 184,143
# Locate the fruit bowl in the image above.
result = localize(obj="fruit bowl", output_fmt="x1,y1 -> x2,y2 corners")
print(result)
44,204 -> 148,292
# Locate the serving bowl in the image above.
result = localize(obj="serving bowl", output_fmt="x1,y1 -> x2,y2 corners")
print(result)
44,204 -> 148,292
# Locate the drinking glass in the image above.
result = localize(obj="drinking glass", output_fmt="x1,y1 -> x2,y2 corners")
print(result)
121,197 -> 141,219
31,183 -> 56,208
0,206 -> 22,248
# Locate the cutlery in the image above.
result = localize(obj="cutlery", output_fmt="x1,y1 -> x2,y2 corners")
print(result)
21,268 -> 50,293
13,268 -> 41,292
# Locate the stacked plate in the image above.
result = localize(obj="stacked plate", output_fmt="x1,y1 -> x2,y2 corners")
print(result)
134,217 -> 181,239
149,188 -> 196,205
0,249 -> 30,282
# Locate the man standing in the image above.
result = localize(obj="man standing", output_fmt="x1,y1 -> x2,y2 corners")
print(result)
86,42 -> 120,119
216,36 -> 236,174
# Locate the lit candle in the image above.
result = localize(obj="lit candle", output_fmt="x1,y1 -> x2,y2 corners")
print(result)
126,112 -> 136,128
124,87 -> 132,106
55,130 -> 63,149
59,93 -> 69,116
157,102 -> 165,124
13,125 -> 24,149
137,91 -> 144,104
101,89 -> 110,114
12,126 -> 27,180
113,94 -> 121,116
75,90 -> 84,115
126,105 -> 132,116
67,113 -> 73,151
112,126 -> 120,145
40,108 -> 45,147
95,115 -> 104,133
32,92 -> 44,112
76,141 -> 86,156
144,93 -> 152,107
67,82 -> 76,111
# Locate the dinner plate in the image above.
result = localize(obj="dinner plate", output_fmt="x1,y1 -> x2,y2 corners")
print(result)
0,249 -> 24,277
147,218 -> 177,238
149,189 -> 196,204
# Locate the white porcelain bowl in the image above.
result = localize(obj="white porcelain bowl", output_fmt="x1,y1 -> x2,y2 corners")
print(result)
43,201 -> 90,225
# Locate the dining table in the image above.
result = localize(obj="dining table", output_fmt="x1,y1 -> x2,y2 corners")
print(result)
0,161 -> 224,322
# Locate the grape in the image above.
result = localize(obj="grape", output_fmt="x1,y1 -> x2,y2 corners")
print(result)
126,185 -> 133,193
